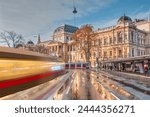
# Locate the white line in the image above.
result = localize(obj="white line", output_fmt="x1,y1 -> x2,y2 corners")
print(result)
66,87 -> 70,94
98,82 -> 103,87
111,92 -> 120,100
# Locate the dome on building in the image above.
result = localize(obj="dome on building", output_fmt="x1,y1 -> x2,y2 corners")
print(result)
27,40 -> 34,45
117,15 -> 132,24
16,44 -> 23,48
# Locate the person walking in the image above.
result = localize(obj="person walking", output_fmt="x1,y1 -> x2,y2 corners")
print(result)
147,62 -> 150,76
144,64 -> 149,76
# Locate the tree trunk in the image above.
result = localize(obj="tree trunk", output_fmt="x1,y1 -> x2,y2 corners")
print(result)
85,49 -> 91,67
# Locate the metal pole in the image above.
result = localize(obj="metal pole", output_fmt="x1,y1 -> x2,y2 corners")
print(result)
69,44 -> 71,80
73,0 -> 77,26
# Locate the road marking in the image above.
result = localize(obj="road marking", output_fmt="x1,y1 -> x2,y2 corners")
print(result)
66,87 -> 70,94
110,92 -> 120,100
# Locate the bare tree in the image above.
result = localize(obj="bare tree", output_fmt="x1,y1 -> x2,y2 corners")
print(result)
72,24 -> 97,66
0,31 -> 24,48
36,44 -> 48,54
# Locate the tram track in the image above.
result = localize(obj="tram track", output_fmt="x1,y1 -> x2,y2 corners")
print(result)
89,71 -> 136,100
92,70 -> 150,99
100,70 -> 150,95
81,70 -> 116,100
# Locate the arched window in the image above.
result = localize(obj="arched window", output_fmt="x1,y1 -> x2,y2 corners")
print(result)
117,31 -> 122,43
131,31 -> 134,43
104,38 -> 107,45
93,52 -> 96,58
104,51 -> 107,57
99,39 -> 102,45
109,37 -> 112,44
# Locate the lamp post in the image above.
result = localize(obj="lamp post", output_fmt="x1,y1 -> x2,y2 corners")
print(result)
69,41 -> 71,80
68,40 -> 74,80
73,0 -> 77,26
95,39 -> 100,78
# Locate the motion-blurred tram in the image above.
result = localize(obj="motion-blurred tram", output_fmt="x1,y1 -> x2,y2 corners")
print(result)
0,47 -> 65,97
103,55 -> 150,74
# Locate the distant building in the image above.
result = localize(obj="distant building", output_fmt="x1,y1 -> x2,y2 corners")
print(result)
38,24 -> 78,62
53,24 -> 78,43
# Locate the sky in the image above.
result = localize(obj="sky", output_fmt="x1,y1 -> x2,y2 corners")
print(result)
0,0 -> 150,43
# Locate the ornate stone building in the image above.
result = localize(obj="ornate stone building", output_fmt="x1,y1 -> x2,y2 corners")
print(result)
53,24 -> 78,43
39,15 -> 150,67
39,24 -> 78,62
90,15 -> 150,66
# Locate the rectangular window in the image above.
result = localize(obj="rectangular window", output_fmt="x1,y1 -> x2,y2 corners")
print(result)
66,36 -> 69,41
131,31 -> 134,43
67,46 -> 69,51
138,50 -> 140,56
99,39 -> 102,46
113,37 -> 116,44
118,50 -> 122,57
109,38 -> 112,44
144,40 -> 145,45
138,38 -> 140,44
104,39 -> 107,45
132,48 -> 134,57
110,51 -> 112,57
104,51 -> 107,57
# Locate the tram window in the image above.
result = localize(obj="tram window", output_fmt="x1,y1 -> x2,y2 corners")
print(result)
77,64 -> 81,67
65,64 -> 69,67
83,64 -> 86,67
71,64 -> 75,67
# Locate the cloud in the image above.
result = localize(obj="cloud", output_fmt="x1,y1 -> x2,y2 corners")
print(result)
91,9 -> 150,31
0,0 -> 114,42
132,10 -> 150,19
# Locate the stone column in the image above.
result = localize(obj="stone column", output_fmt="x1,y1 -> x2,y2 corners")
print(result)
57,45 -> 59,53
127,47 -> 130,57
116,32 -> 118,44
116,48 -> 118,58
112,48 -> 114,59
63,44 -> 65,53
123,47 -> 124,58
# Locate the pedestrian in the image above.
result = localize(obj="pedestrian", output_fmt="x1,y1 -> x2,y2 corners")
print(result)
144,64 -> 149,76
147,62 -> 150,76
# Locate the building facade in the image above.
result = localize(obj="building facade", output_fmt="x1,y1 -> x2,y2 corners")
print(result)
40,15 -> 150,67
39,24 -> 78,62
53,24 -> 78,43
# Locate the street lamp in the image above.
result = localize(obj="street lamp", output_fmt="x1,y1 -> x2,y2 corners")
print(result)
68,40 -> 74,80
72,0 -> 77,26
95,40 -> 100,78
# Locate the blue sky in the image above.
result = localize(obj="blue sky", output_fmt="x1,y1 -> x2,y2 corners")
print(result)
0,0 -> 150,43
